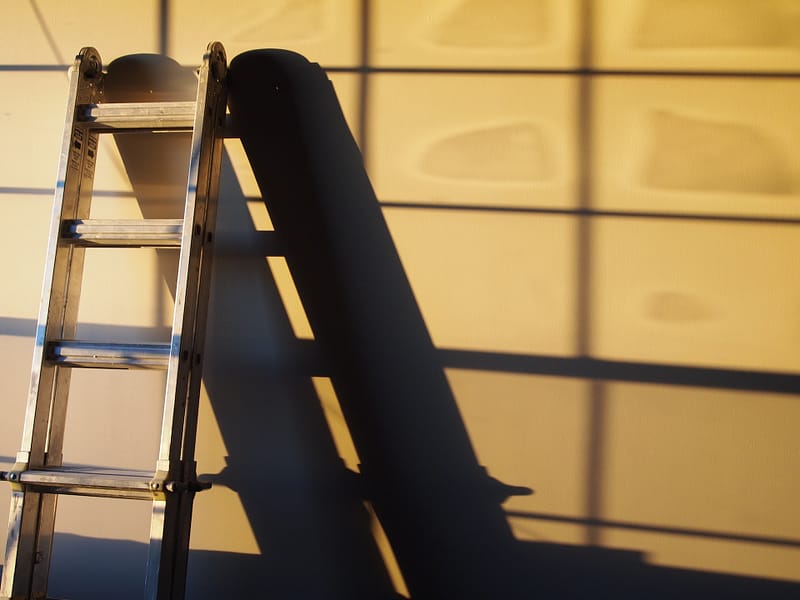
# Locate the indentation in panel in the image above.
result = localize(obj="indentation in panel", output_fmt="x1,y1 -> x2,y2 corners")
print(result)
641,110 -> 793,195
424,0 -> 549,48
591,219 -> 800,372
170,0 -> 359,65
643,291 -> 716,323
373,0 -> 578,68
634,0 -> 800,49
420,122 -> 555,183
370,74 -> 576,208
232,0 -> 328,43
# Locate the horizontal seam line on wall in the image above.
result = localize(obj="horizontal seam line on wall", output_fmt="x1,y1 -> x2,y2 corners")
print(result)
380,202 -> 800,225
5,189 -> 800,226
439,350 -> 800,395
2,64 -> 799,79
323,66 -> 800,79
504,510 -> 800,549
2,321 -> 797,394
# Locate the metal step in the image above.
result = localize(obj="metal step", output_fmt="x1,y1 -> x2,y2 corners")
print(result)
46,341 -> 171,369
78,101 -> 196,132
2,466 -> 158,500
62,218 -> 183,247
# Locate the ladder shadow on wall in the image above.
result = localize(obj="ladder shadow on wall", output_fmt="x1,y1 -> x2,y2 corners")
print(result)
41,51 -> 800,600
221,50 -> 800,600
80,52 -> 398,599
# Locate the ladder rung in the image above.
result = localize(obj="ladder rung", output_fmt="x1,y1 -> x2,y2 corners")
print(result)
7,466 -> 156,500
47,341 -> 170,369
0,43 -> 228,600
78,101 -> 196,131
62,219 -> 183,247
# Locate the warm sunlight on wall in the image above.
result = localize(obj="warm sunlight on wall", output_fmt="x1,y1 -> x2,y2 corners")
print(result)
601,383 -> 800,581
1,1 -> 799,598
191,389 -> 261,555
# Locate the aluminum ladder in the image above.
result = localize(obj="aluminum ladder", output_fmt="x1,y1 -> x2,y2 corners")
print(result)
0,42 -> 227,599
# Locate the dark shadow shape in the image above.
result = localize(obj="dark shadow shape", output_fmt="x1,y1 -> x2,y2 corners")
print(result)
10,532 -> 797,600
379,200 -> 800,226
228,49 -> 800,600
229,48 -> 534,600
440,350 -> 800,395
0,317 -> 36,337
7,532 -> 799,600
97,53 -> 402,600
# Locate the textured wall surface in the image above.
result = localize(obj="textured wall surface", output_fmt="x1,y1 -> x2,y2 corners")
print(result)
1,1 -> 799,598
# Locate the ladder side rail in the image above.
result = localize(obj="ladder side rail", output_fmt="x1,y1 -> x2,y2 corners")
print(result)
165,49 -> 228,600
29,57 -> 103,599
145,41 -> 227,600
18,48 -> 101,468
1,47 -> 103,600
176,48 -> 228,477
153,48 -> 217,483
44,129 -> 101,468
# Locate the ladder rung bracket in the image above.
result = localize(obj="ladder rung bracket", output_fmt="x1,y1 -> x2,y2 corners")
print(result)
79,101 -> 196,132
11,467 -> 156,500
62,218 -> 183,247
47,341 -> 170,369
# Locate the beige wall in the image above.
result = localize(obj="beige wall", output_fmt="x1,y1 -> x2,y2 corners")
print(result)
1,1 -> 799,598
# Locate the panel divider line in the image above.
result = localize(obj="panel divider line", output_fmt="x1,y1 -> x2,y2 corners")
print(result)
357,0 -> 372,162
575,0 -> 606,548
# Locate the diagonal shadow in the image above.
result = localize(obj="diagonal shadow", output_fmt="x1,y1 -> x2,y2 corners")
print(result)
229,48 -> 536,600
227,49 -> 800,600
98,52 -> 400,599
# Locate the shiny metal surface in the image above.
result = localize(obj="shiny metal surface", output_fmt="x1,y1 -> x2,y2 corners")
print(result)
1,42 -> 227,600
62,218 -> 184,247
79,100 -> 196,131
46,341 -> 170,369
